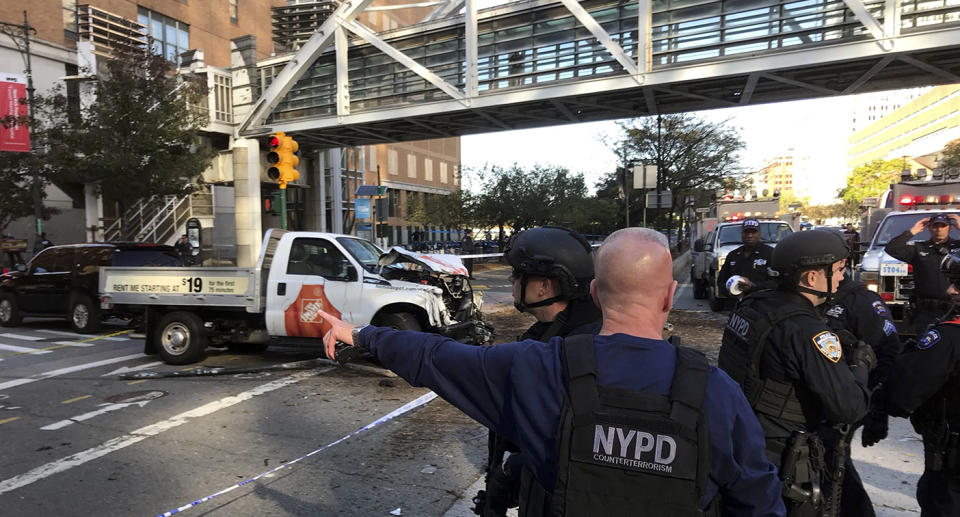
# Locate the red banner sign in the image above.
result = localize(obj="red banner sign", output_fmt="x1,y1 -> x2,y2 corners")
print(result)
0,73 -> 30,153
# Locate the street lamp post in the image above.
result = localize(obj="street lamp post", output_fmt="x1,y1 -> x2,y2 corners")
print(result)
0,11 -> 41,239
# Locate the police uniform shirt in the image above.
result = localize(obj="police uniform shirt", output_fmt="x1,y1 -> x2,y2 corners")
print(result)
731,291 -> 871,442
717,244 -> 775,296
822,280 -> 903,389
885,232 -> 960,301
356,326 -> 786,516
885,319 -> 960,422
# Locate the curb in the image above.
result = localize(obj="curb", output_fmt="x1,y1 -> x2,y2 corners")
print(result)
672,249 -> 692,282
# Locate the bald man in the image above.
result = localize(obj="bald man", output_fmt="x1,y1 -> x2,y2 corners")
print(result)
319,228 -> 784,516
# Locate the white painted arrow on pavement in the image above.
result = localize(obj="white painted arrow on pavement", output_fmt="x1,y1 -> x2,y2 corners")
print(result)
101,361 -> 163,377
41,400 -> 152,431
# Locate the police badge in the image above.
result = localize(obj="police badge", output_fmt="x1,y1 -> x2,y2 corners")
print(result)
812,331 -> 843,362
917,329 -> 941,350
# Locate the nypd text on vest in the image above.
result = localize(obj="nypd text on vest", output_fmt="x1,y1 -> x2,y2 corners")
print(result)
592,424 -> 677,473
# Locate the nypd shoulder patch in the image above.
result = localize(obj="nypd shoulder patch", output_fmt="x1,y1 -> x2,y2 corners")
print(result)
917,329 -> 941,350
872,301 -> 888,316
825,305 -> 844,318
882,319 -> 897,337
812,331 -> 843,363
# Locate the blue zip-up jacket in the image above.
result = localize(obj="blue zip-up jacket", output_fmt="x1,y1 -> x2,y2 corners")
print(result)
357,326 -> 785,516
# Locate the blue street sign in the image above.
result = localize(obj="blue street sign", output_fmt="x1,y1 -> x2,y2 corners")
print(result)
356,198 -> 371,219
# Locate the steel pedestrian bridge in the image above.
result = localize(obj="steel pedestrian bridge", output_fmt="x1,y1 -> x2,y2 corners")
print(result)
240,0 -> 960,147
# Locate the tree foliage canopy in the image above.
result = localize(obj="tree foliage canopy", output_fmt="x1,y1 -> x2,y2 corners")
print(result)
47,43 -> 216,206
839,159 -> 901,205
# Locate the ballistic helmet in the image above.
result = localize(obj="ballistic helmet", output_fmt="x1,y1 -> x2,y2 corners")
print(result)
772,230 -> 848,298
504,226 -> 594,308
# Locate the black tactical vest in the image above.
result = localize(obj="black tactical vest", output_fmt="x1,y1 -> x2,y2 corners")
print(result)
544,334 -> 713,516
718,291 -> 816,430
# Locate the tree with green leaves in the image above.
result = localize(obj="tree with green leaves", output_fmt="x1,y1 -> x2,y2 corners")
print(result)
942,139 -> 960,170
597,114 -> 746,242
46,42 -> 215,209
838,159 -> 901,206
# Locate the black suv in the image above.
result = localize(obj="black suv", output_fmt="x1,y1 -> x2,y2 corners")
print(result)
0,243 -> 181,333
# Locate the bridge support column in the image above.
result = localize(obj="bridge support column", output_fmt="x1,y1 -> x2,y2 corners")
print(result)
232,138 -> 263,267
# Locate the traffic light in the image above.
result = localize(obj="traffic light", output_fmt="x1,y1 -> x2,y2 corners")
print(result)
265,132 -> 299,189
264,191 -> 281,215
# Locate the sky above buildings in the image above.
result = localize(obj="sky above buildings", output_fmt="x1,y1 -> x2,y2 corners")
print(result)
460,94 -> 856,205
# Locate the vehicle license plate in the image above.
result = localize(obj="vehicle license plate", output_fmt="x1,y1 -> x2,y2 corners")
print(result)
880,262 -> 909,276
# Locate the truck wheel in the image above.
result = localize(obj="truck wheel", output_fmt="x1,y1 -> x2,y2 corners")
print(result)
0,292 -> 22,327
69,294 -> 101,333
155,311 -> 208,365
707,280 -> 725,312
377,312 -> 422,331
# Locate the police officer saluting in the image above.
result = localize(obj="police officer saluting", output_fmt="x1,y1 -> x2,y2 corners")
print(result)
320,228 -> 785,516
475,227 -> 601,517
884,251 -> 960,517
885,213 -> 960,334
717,218 -> 775,298
719,230 -> 874,516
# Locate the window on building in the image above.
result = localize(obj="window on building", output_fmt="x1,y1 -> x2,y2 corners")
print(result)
388,189 -> 399,217
440,162 -> 448,184
388,150 -> 398,175
138,7 -> 189,63
65,63 -> 81,124
229,0 -> 238,23
213,74 -> 233,123
424,158 -> 433,181
407,154 -> 417,178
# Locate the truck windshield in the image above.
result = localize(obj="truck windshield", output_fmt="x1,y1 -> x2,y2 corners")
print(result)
872,213 -> 960,246
337,237 -> 384,273
717,223 -> 792,247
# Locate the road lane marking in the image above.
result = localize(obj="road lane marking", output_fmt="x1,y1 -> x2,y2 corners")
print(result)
37,330 -> 128,341
0,330 -> 133,359
61,395 -> 92,405
102,362 -> 163,377
0,333 -> 45,341
42,399 -> 156,431
0,354 -> 144,391
0,343 -> 52,355
54,341 -> 95,348
158,390 -> 438,516
0,416 -> 20,425
0,367 -> 334,495
127,380 -> 148,385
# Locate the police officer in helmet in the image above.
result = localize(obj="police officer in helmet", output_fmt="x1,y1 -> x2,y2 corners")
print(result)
884,251 -> 960,516
818,229 -> 903,516
884,213 -> 960,334
719,229 -> 874,516
319,228 -> 785,516
475,226 -> 602,516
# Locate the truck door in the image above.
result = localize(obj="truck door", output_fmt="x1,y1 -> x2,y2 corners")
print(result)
265,237 -> 358,337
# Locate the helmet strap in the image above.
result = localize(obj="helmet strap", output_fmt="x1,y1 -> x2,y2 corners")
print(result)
514,274 -> 565,312
795,265 -> 832,300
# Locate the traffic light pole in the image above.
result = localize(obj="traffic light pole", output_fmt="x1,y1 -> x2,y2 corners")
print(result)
280,187 -> 288,230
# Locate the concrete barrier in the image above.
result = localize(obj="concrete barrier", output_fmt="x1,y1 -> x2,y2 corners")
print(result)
673,250 -> 692,282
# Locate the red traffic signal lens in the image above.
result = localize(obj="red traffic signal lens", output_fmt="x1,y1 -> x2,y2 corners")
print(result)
268,136 -> 280,149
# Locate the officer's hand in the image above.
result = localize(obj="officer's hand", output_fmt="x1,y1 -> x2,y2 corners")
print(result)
950,214 -> 960,229
861,410 -> 889,447
910,218 -> 929,235
850,341 -> 877,371
318,309 -> 357,358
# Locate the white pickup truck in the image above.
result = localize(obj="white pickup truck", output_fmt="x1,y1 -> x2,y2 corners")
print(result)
99,229 -> 492,364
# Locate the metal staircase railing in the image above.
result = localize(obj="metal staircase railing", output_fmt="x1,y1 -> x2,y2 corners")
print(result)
102,189 -> 214,244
